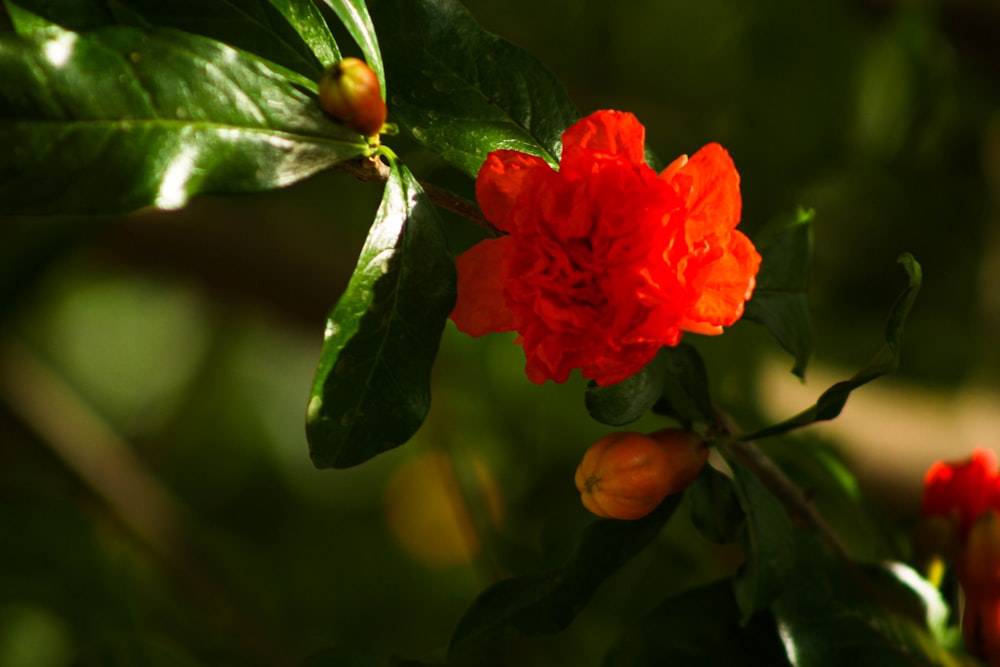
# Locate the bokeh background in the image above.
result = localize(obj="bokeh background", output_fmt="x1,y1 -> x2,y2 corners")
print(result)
1,0 -> 999,664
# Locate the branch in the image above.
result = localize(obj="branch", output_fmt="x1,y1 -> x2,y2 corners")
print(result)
713,409 -> 851,560
334,155 -> 502,236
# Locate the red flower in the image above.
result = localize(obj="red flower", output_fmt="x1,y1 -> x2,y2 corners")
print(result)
450,110 -> 761,386
922,448 -> 1000,538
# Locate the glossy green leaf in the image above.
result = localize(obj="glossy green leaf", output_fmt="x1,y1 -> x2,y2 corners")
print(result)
306,158 -> 456,469
772,535 -> 973,667
0,26 -> 366,215
652,343 -> 714,426
742,253 -> 921,441
744,208 -> 814,380
723,454 -> 797,622
319,0 -> 384,98
4,0 -> 335,78
585,351 -> 670,427
264,0 -> 340,68
372,0 -> 579,176
448,496 -> 682,663
604,579 -> 790,667
1,0 -> 114,32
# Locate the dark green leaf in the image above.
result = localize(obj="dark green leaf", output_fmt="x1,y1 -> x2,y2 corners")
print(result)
743,208 -> 814,380
723,453 -> 797,622
319,0 -> 384,98
604,579 -> 790,667
372,0 -> 579,176
0,26 -> 366,214
306,159 -> 456,468
688,465 -> 745,544
742,253 -> 921,441
5,0 -> 334,78
2,0 -> 113,32
448,496 -> 682,662
585,352 -> 669,427
652,343 -> 714,425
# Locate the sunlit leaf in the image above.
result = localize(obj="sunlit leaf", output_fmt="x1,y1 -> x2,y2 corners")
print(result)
306,159 -> 456,468
0,26 -> 366,214
319,0 -> 384,97
744,208 -> 814,380
448,496 -> 682,663
742,253 -> 921,441
4,0 -> 334,78
372,0 -> 579,176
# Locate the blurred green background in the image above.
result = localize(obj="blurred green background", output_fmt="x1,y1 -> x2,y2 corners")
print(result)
1,0 -> 999,664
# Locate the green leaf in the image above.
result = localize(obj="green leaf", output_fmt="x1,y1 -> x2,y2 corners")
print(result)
448,496 -> 682,663
652,343 -> 714,425
0,26 -> 366,215
723,453 -> 797,622
372,0 -> 579,176
743,208 -> 814,380
306,158 -> 456,469
688,465 -> 746,545
3,0 -> 58,32
742,253 -> 922,441
585,352 -> 669,427
772,535 -> 973,667
264,0 -> 340,68
1,0 -> 114,32
319,0 -> 384,97
604,579 -> 790,667
5,0 -> 334,78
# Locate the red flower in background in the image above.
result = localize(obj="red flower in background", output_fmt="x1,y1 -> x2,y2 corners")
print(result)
922,448 -> 1000,537
449,110 -> 761,386
921,449 -> 1000,665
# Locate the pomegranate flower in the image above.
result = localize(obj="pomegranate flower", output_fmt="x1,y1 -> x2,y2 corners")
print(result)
921,449 -> 1000,665
449,110 -> 761,386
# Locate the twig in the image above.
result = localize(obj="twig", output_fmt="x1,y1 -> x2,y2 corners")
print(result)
713,409 -> 851,560
725,439 -> 850,558
333,155 -> 502,236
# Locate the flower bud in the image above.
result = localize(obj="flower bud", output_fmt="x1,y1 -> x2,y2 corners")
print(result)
318,57 -> 386,137
574,428 -> 708,520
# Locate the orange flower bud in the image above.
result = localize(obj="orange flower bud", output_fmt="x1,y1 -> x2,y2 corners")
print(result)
318,57 -> 386,137
574,429 -> 708,520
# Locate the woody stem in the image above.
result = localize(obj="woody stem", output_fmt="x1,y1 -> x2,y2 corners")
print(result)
713,408 -> 851,560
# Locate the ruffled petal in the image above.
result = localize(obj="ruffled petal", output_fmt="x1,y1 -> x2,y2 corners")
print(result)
476,151 -> 551,233
450,237 -> 516,336
662,142 -> 741,238
560,110 -> 647,176
680,229 -> 761,330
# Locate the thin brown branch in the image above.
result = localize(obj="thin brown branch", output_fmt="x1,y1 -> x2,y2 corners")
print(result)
334,155 -> 502,236
713,409 -> 851,560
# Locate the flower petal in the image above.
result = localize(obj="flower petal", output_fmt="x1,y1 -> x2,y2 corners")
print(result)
560,110 -> 647,176
663,142 -> 741,237
450,237 -> 516,336
681,229 -> 761,330
476,151 -> 551,233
